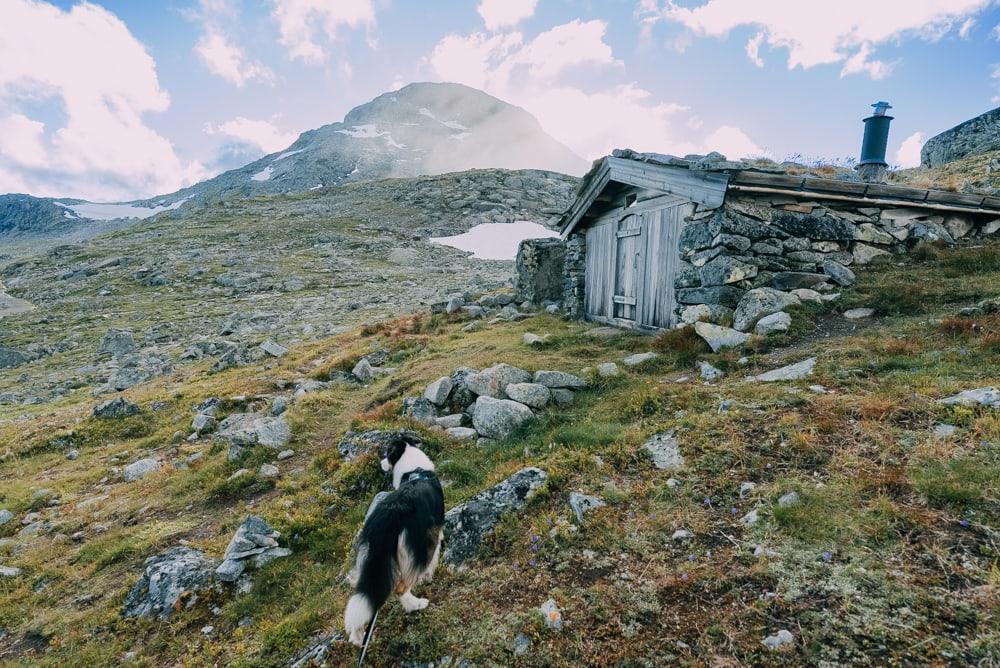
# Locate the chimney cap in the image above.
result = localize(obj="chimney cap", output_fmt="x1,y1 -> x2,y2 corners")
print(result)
871,101 -> 892,116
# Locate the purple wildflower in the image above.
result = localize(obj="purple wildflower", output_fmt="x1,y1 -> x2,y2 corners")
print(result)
960,519 -> 970,528
529,559 -> 537,568
822,551 -> 832,562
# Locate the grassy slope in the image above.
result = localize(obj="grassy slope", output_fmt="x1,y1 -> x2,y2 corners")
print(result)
2,243 -> 1000,667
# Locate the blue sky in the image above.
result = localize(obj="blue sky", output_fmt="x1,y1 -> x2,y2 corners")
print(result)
1,0 -> 999,201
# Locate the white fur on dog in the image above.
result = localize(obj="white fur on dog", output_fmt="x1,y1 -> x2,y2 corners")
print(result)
344,593 -> 373,646
390,445 -> 434,489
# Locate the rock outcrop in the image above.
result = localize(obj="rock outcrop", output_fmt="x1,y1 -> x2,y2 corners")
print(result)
122,547 -> 216,619
921,106 -> 1000,167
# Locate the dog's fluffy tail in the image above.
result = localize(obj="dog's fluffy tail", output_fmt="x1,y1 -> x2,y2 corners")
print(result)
345,506 -> 406,646
344,592 -> 375,647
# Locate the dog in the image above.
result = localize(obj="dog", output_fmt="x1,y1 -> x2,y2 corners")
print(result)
344,434 -> 445,646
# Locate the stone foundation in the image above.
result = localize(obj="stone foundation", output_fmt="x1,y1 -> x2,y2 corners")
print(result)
514,238 -> 566,304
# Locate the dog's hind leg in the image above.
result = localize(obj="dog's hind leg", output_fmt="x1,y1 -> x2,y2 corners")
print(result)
398,589 -> 429,612
419,528 -> 444,585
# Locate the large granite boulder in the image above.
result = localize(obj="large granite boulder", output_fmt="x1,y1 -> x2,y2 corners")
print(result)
472,396 -> 534,440
465,363 -> 531,399
921,106 -> 1000,167
93,397 -> 141,419
443,467 -> 548,566
215,413 -> 291,460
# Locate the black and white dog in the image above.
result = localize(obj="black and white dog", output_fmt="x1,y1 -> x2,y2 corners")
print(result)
344,435 -> 445,646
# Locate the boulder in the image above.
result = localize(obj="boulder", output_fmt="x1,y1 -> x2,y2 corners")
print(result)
523,332 -> 548,346
443,467 -> 548,566
465,363 -> 532,398
123,458 -> 161,481
446,427 -> 478,441
0,509 -> 12,526
698,360 -> 724,381
472,396 -> 534,440
750,357 -> 816,382
642,431 -> 684,470
401,397 -> 437,424
191,413 -> 217,435
215,413 -> 291,460
843,308 -> 875,320
550,389 -> 574,407
352,358 -> 375,383
504,382 -> 551,409
100,328 -> 136,356
597,362 -> 619,377
533,370 -> 587,389
694,322 -> 750,352
773,212 -> 856,240
733,288 -> 800,332
436,414 -> 467,429
121,546 -> 216,619
93,397 -> 140,419
755,311 -> 792,335
0,347 -> 30,369
423,376 -> 453,406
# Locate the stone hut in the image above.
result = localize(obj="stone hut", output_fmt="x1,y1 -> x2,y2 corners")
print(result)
515,149 -> 1000,332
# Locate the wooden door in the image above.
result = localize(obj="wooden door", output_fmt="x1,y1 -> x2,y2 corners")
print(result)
638,203 -> 685,329
613,214 -> 643,321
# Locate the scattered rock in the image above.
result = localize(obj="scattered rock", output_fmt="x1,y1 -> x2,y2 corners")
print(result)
215,515 -> 290,583
755,311 -> 792,335
336,430 -> 418,461
739,482 -> 756,498
642,431 -> 684,470
191,413 -> 217,435
623,352 -> 657,367
402,397 -> 438,424
258,464 -> 279,478
740,508 -> 760,526
540,599 -> 563,631
533,370 -> 587,389
446,427 -> 478,441
0,509 -> 12,526
568,492 -> 606,523
0,566 -> 21,578
938,387 -> 1000,408
680,303 -> 734,325
777,491 -> 801,508
121,546 -> 216,619
671,529 -> 693,540
750,357 -> 816,382
694,322 -> 750,352
93,397 -> 140,419
289,631 -> 345,668
352,358 -> 375,383
472,396 -> 534,440
762,629 -> 795,650
933,424 -> 957,438
550,389 -> 574,407
123,458 -> 161,482
597,362 -> 619,377
276,449 -> 294,460
843,307 -> 875,320
259,340 -> 288,357
523,332 -> 548,346
100,328 -> 137,356
698,361 -> 724,381
443,467 -> 547,566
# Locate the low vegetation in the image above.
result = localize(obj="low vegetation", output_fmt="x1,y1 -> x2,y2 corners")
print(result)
2,242 -> 1000,666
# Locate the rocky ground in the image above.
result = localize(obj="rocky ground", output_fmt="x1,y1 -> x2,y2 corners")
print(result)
0,168 -> 576,411
1,233 -> 999,666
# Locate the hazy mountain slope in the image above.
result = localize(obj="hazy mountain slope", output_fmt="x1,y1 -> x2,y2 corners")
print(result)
0,83 -> 586,241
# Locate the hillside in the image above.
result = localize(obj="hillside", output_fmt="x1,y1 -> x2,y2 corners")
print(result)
921,106 -> 1000,168
2,218 -> 1000,665
0,83 -> 587,242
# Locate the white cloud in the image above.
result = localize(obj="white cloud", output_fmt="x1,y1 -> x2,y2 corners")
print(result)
195,31 -> 275,86
270,0 -> 376,64
204,117 -> 297,154
0,0 -> 205,201
746,31 -> 765,67
477,0 -> 538,31
958,17 -> 976,38
429,19 -> 765,162
992,23 -> 1000,40
645,0 -> 993,77
894,131 -> 925,168
992,63 -> 1000,104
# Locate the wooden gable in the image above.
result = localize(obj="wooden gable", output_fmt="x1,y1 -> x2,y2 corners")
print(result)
559,157 -> 730,239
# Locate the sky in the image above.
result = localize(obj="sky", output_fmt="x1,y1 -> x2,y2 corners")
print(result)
1,0 -> 999,202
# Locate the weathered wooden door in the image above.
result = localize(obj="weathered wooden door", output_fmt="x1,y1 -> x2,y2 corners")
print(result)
637,202 -> 685,329
613,214 -> 644,321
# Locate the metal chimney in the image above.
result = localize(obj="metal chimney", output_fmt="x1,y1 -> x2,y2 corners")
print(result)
857,101 -> 893,183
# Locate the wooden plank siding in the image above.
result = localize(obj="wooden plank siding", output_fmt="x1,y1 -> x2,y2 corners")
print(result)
584,220 -> 615,320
